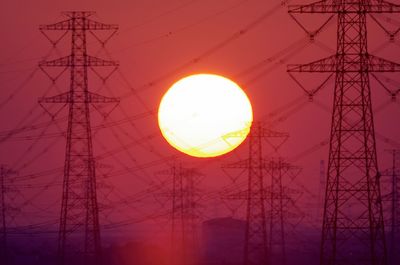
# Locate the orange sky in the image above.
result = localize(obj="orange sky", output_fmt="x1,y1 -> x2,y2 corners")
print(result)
1,0 -> 400,245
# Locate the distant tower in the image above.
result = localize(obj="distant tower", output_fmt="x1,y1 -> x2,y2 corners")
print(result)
243,122 -> 268,265
39,12 -> 119,265
381,150 -> 400,265
158,163 -> 201,265
317,160 -> 326,223
0,165 -> 16,265
287,1 -> 400,264
223,122 -> 288,265
0,167 -> 6,265
265,158 -> 288,265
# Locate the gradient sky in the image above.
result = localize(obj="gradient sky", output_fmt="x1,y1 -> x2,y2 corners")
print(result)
1,0 -> 400,247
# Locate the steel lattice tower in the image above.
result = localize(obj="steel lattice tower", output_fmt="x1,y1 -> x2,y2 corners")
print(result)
244,122 -> 268,265
223,122 -> 289,265
0,166 -> 6,265
171,164 -> 198,265
265,157 -> 300,265
266,158 -> 285,265
317,160 -> 326,224
287,1 -> 400,265
158,164 -> 200,265
38,12 -> 119,265
381,150 -> 400,265
0,165 -> 16,265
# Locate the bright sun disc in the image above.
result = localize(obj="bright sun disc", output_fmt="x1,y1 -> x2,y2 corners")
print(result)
158,74 -> 253,158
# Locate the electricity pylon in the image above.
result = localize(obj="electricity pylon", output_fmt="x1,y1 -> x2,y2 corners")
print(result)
287,1 -> 400,264
381,150 -> 400,265
0,165 -> 16,265
223,122 -> 289,265
265,157 -> 301,265
39,11 -> 119,265
157,163 -> 201,265
317,160 -> 326,224
242,122 -> 268,265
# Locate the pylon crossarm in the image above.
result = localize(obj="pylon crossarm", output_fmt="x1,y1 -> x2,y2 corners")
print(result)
61,11 -> 96,18
288,55 -> 400,72
38,91 -> 119,105
371,0 -> 400,13
39,56 -> 71,67
289,0 -> 400,13
262,128 -> 289,139
39,55 -> 118,67
222,126 -> 287,142
221,127 -> 252,139
88,92 -> 119,104
38,92 -> 70,104
368,55 -> 400,72
87,56 -> 119,67
39,19 -> 72,31
288,0 -> 339,13
85,19 -> 118,31
288,55 -> 336,72
40,17 -> 117,31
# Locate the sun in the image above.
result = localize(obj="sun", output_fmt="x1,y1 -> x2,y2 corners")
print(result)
158,73 -> 253,158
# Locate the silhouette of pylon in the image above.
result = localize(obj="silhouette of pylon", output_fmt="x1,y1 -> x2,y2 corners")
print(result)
265,157 -> 301,265
156,163 -> 202,265
381,150 -> 400,265
287,1 -> 400,264
38,11 -> 119,265
223,121 -> 289,265
0,165 -> 17,265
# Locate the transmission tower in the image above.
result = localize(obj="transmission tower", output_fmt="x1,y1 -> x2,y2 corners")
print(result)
0,167 -> 6,265
266,158 -> 285,265
264,157 -> 299,265
38,12 -> 119,265
317,160 -> 326,224
266,155 -> 304,265
157,163 -> 201,265
381,150 -> 400,265
223,122 -> 290,265
243,122 -> 268,265
0,165 -> 16,265
287,1 -> 400,265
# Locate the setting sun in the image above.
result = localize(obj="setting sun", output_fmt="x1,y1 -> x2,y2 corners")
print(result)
158,74 -> 253,158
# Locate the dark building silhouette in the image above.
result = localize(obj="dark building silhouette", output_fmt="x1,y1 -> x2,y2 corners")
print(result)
201,217 -> 246,265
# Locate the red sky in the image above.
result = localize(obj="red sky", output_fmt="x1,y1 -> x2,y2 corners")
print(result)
1,0 -> 400,244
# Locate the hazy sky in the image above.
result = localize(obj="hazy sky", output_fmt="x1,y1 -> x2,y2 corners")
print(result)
1,0 -> 400,244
